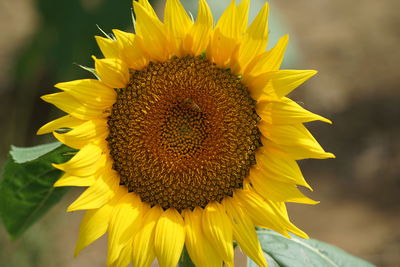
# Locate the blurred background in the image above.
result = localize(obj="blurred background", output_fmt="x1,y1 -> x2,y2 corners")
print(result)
0,0 -> 399,266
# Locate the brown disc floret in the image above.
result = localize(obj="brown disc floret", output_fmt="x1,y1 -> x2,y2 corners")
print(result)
107,56 -> 262,211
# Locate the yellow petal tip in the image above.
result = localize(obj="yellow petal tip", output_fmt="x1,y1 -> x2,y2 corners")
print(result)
51,163 -> 61,169
308,199 -> 320,205
53,180 -> 63,187
53,82 -> 64,89
318,116 -> 333,124
67,202 -> 82,212
74,246 -> 83,258
304,69 -> 318,78
36,127 -> 46,135
326,152 -> 336,159
40,94 -> 51,102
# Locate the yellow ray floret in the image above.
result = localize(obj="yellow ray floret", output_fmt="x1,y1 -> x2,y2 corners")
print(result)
95,36 -> 119,59
164,0 -> 193,56
133,1 -> 170,61
37,115 -> 84,135
252,147 -> 312,189
183,0 -> 213,56
244,34 -> 288,77
183,208 -> 223,267
107,194 -> 144,265
224,197 -> 267,267
53,119 -> 108,149
54,172 -> 96,187
41,92 -> 105,120
202,202 -> 234,267
67,170 -> 119,212
55,79 -> 116,108
238,1 -> 269,72
154,208 -> 186,267
92,57 -> 130,88
131,206 -> 161,267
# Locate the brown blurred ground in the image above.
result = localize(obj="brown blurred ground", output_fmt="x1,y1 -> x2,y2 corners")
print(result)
1,0 -> 399,266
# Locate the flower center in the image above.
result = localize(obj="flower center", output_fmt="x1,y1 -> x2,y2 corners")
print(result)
107,56 -> 261,211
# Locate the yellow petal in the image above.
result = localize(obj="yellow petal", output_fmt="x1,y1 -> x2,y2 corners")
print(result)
182,208 -> 223,267
250,69 -> 316,101
223,198 -> 267,267
252,147 -> 311,189
54,172 -> 96,187
112,29 -> 149,70
250,174 -> 318,204
238,2 -> 269,71
112,29 -> 135,48
110,241 -> 132,267
93,56 -> 129,88
245,34 -> 288,77
216,0 -> 239,39
137,0 -> 157,18
74,188 -> 126,256
108,193 -> 144,265
209,0 -> 241,67
246,72 -> 278,101
234,189 -> 288,236
154,208 -> 185,267
75,205 -> 112,256
67,169 -> 119,211
264,199 -> 309,239
261,137 -> 335,160
209,0 -> 249,67
260,123 -> 334,159
133,1 -> 170,61
132,206 -> 162,267
276,202 -> 290,220
257,97 -> 332,124
236,0 -> 250,35
273,202 -> 309,239
237,188 -> 309,239
52,143 -> 103,176
183,0 -> 213,56
95,35 -> 119,59
55,79 -> 116,109
268,69 -> 317,98
37,115 -> 84,135
164,0 -> 193,56
41,92 -> 105,120
202,201 -> 234,266
207,28 -> 240,68
53,119 -> 108,149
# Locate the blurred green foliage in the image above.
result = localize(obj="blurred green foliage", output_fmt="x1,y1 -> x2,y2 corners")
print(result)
3,0 -> 135,156
15,0 -> 134,83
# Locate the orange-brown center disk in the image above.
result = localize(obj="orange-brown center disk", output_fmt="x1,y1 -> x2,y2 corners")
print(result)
107,56 -> 262,211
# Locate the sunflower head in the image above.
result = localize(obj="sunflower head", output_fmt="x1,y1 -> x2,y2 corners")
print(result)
39,0 -> 333,266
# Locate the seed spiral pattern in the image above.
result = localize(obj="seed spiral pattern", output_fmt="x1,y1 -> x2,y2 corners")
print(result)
107,56 -> 262,211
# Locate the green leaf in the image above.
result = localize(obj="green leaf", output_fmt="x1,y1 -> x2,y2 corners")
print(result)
247,230 -> 375,267
0,142 -> 76,239
9,142 -> 64,164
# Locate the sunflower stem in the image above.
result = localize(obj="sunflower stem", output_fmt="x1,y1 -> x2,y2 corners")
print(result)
179,246 -> 195,267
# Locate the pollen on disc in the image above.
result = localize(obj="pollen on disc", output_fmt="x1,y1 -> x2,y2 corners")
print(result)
106,56 -> 262,211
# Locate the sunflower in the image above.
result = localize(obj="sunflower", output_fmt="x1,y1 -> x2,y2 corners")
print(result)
38,0 -> 333,266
